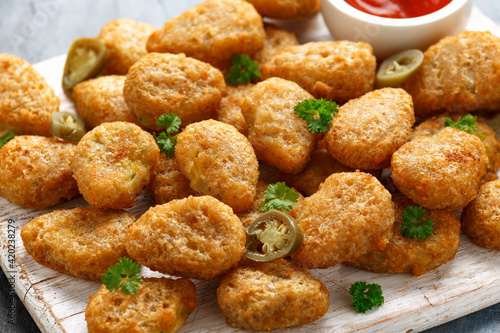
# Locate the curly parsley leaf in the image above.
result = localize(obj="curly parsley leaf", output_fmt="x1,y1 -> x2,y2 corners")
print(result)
154,113 -> 181,158
401,205 -> 434,240
102,257 -> 142,295
0,131 -> 14,149
349,281 -> 384,313
294,98 -> 338,133
258,182 -> 299,212
225,54 -> 261,86
444,114 -> 485,139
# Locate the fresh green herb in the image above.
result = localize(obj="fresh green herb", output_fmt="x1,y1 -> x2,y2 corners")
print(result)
294,98 -> 338,133
225,54 -> 261,86
258,182 -> 299,212
0,131 -> 14,149
102,257 -> 142,295
349,281 -> 384,313
154,113 -> 181,158
444,114 -> 485,138
401,205 -> 434,240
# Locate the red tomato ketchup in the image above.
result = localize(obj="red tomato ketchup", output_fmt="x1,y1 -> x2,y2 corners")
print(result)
344,0 -> 453,18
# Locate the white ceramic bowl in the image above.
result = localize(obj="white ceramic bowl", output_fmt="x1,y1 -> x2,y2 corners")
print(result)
321,0 -> 473,59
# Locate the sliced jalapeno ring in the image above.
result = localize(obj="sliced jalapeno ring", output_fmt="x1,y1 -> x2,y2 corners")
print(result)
244,209 -> 303,262
49,111 -> 86,142
375,49 -> 424,88
62,37 -> 107,91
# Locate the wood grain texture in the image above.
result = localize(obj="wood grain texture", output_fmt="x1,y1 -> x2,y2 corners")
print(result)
1,4 -> 500,333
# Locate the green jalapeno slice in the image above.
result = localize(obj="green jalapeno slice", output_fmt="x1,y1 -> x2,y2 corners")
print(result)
49,111 -> 86,142
62,37 -> 107,91
245,209 -> 303,262
375,49 -> 424,88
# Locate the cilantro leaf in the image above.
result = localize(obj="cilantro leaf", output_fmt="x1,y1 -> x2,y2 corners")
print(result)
258,182 -> 299,212
0,131 -> 14,149
349,281 -> 384,313
294,98 -> 338,133
225,54 -> 261,86
154,113 -> 181,158
444,114 -> 485,138
102,257 -> 142,295
401,205 -> 434,240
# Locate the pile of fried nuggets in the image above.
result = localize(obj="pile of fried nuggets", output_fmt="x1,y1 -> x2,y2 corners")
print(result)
1,0 -> 500,331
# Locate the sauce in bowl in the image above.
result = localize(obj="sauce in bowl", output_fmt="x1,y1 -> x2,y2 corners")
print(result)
344,0 -> 453,18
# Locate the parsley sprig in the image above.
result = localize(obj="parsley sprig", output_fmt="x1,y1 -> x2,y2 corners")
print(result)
0,131 -> 14,149
401,205 -> 434,240
225,54 -> 261,86
258,182 -> 299,212
349,281 -> 384,313
153,113 -> 181,158
294,98 -> 338,133
444,114 -> 485,139
102,257 -> 143,295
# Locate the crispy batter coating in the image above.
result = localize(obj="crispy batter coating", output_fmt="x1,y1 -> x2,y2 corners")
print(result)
97,18 -> 156,75
404,31 -> 500,117
347,197 -> 461,276
72,75 -> 141,129
411,113 -> 500,183
252,24 -> 299,71
324,88 -> 415,170
241,77 -> 317,174
0,136 -> 78,209
72,121 -> 159,209
21,207 -> 135,281
217,259 -> 329,331
0,53 -> 59,136
86,278 -> 197,333
146,0 -> 265,70
461,180 -> 500,249
214,84 -> 253,136
244,0 -> 320,19
261,41 -> 376,104
125,196 -> 246,280
123,52 -> 225,131
148,153 -> 197,205
236,180 -> 303,229
175,120 -> 258,213
391,127 -> 488,210
291,172 -> 395,269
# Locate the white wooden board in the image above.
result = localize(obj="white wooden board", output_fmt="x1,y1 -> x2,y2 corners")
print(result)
1,6 -> 500,333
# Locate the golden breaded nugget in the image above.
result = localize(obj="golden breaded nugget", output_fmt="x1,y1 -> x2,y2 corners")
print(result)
261,41 -> 376,104
72,75 -> 141,129
0,53 -> 59,136
241,77 -> 317,174
461,180 -> 500,249
245,0 -> 320,19
236,180 -> 303,228
213,84 -> 253,136
252,24 -> 299,71
291,172 -> 395,269
21,207 -> 135,281
97,18 -> 156,75
404,31 -> 500,117
391,127 -> 488,210
86,278 -> 197,333
72,121 -> 159,209
0,136 -> 78,209
217,259 -> 329,331
411,113 -> 500,183
147,0 -> 265,70
175,120 -> 258,213
123,53 -> 225,131
148,153 -> 197,204
125,196 -> 246,280
324,88 -> 415,170
347,197 -> 461,276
